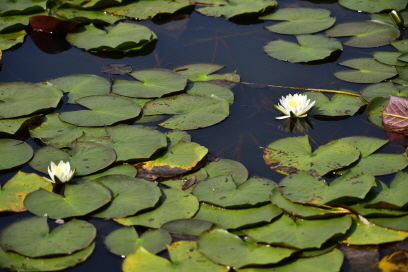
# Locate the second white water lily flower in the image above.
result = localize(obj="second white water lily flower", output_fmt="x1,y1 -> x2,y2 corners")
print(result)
275,93 -> 315,119
45,161 -> 75,183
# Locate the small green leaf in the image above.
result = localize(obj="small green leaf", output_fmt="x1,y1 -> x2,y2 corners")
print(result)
339,0 -> 408,13
306,91 -> 366,116
0,138 -> 33,171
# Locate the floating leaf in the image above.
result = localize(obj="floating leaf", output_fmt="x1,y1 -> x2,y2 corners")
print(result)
104,0 -> 194,20
104,227 -> 171,256
198,228 -> 295,268
379,251 -> 408,272
306,91 -> 366,116
0,12 -> 46,33
29,15 -> 78,34
338,0 -> 408,13
0,30 -> 26,50
373,51 -> 406,66
135,141 -> 208,180
346,203 -> 408,217
193,203 -> 282,229
0,0 -> 47,16
59,95 -> 141,127
0,82 -> 62,119
122,242 -> 228,272
24,180 -> 112,219
360,82 -> 408,102
186,81 -> 234,104
77,164 -> 137,181
0,138 -> 33,171
112,69 -> 187,98
161,219 -> 213,236
58,0 -> 126,9
243,214 -> 352,249
0,217 -> 95,258
193,175 -> 277,208
261,8 -> 336,35
366,96 -> 388,127
370,215 -> 408,231
326,20 -> 400,48
66,22 -> 157,52
0,172 -> 52,212
165,130 -> 191,147
0,115 -> 40,135
391,39 -> 408,52
47,74 -> 110,104
55,8 -> 124,24
195,0 -> 277,19
101,63 -> 133,75
115,188 -> 199,228
279,171 -> 375,206
92,175 -> 161,218
143,94 -> 229,130
382,95 -> 408,131
29,141 -> 116,176
0,242 -> 94,271
202,158 -> 248,185
264,34 -> 342,63
263,135 -> 360,176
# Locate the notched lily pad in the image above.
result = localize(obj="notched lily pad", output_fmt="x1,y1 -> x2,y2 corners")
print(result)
0,138 -> 33,171
306,91 -> 366,116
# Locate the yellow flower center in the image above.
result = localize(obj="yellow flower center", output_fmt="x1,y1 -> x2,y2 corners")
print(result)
289,100 -> 300,107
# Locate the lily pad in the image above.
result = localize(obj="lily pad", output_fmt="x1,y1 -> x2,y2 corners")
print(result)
143,94 -> 229,130
0,242 -> 94,272
122,242 -> 228,272
0,217 -> 95,258
55,8 -> 124,24
0,30 -> 26,50
0,12 -> 46,33
0,138 -> 33,171
334,58 -> 397,83
24,180 -> 112,219
115,188 -> 199,228
77,164 -> 137,181
0,0 -> 47,16
165,130 -> 191,147
279,171 -> 375,206
203,158 -> 248,185
305,91 -> 366,116
243,214 -> 352,249
198,228 -> 296,268
92,175 -> 161,218
186,81 -> 234,104
29,141 -> 116,176
58,0 -> 126,9
135,141 -> 208,180
174,63 -> 240,86
104,0 -> 194,20
346,203 -> 408,217
0,115 -> 40,135
0,172 -> 52,212
360,82 -> 408,102
366,96 -> 388,127
264,34 -> 342,63
161,218 -> 213,236
338,0 -> 408,13
0,82 -> 62,119
373,51 -> 406,66
104,227 -> 171,256
47,74 -> 110,104
112,69 -> 187,98
261,8 -> 336,35
370,215 -> 408,231
263,135 -> 360,176
59,95 -> 141,127
378,251 -> 408,272
193,203 -> 283,229
382,95 -> 408,131
66,22 -> 157,52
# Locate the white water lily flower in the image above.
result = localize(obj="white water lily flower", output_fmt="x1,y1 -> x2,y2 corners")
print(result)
275,93 -> 315,119
45,161 -> 75,183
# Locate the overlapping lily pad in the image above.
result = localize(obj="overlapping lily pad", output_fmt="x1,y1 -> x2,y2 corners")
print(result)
306,91 -> 366,116
366,96 -> 388,127
0,138 -> 33,171
203,158 -> 248,185
55,8 -> 124,24
0,115 -> 40,135
264,34 -> 342,63
161,218 -> 213,236
261,8 -> 336,35
0,0 -> 47,15
0,30 -> 26,50
373,51 -> 406,66
338,0 -> 408,13
360,82 -> 408,102
186,81 -> 234,104
0,12 -> 46,33
0,216 -> 96,258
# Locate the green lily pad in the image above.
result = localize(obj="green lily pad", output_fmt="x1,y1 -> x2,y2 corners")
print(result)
346,203 -> 408,217
161,219 -> 213,236
122,242 -> 228,272
0,242 -> 94,272
104,227 -> 171,256
236,249 -> 343,272
58,0 -> 126,9
280,171 -> 376,206
47,74 -> 111,104
370,215 -> 408,231
104,0 -> 194,20
165,130 -> 191,147
186,81 -> 234,104
66,22 -> 157,52
195,0 -> 277,19
193,175 -> 277,208
0,172 -> 52,212
92,175 -> 161,218
136,141 -> 208,180
198,228 -> 296,268
143,94 -> 229,130
243,214 -> 352,249
0,82 -> 62,119
112,69 -> 187,98
203,158 -> 248,185
305,91 -> 366,116
174,63 -> 240,86
115,188 -> 199,228
55,8 -> 124,24
264,34 -> 342,63
395,65 -> 408,81
263,135 -> 360,176
0,138 -> 33,171
373,52 -> 406,66
360,82 -> 408,102
366,96 -> 388,127
193,203 -> 283,229
0,12 -> 46,33
0,217 -> 95,258
261,8 -> 336,35
76,164 -> 137,181
343,215 -> 408,245
339,0 -> 408,13
29,141 -> 116,176
0,30 -> 26,50
0,0 -> 47,15
0,115 -> 40,135
326,20 -> 400,48
59,95 -> 141,127
391,39 -> 408,52
24,180 -> 112,219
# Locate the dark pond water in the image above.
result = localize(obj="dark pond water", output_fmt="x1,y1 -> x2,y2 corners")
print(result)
1,0 -> 407,271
